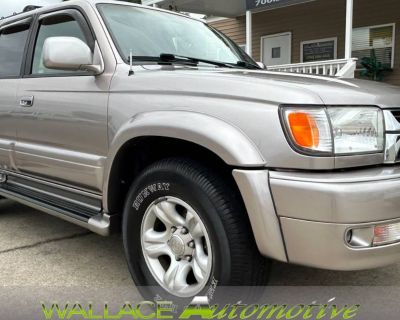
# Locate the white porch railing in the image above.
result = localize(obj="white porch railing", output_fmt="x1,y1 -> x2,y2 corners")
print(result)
266,58 -> 358,78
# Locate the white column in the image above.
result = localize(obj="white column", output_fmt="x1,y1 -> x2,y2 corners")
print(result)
345,0 -> 354,59
246,10 -> 253,57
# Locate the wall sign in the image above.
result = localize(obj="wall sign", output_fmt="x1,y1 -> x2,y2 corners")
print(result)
301,38 -> 337,62
246,0 -> 314,11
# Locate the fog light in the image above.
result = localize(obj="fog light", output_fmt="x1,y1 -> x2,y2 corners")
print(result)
346,222 -> 400,248
346,227 -> 374,248
373,223 -> 400,246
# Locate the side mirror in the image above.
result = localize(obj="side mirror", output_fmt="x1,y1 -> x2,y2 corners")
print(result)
256,62 -> 266,69
43,37 -> 103,74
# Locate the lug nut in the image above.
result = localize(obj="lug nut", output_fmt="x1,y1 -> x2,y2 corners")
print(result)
188,241 -> 195,248
171,226 -> 177,233
185,256 -> 192,262
181,227 -> 188,235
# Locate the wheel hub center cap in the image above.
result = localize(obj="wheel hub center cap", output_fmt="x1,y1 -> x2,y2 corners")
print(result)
168,235 -> 185,256
167,226 -> 195,258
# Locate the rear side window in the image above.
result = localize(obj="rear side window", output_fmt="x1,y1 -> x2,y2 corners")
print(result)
32,14 -> 90,75
0,24 -> 30,77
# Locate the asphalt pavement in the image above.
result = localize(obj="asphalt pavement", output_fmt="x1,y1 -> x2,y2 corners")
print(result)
1,199 -> 400,319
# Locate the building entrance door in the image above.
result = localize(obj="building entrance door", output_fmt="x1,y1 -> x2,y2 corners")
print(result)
261,32 -> 292,66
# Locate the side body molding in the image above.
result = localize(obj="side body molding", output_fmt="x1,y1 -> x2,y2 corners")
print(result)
103,111 -> 266,212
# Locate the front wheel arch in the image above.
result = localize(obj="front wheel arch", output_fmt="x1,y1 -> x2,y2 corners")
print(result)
103,111 -> 266,213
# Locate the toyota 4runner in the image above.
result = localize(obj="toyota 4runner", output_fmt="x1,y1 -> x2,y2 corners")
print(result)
1,0 -> 400,299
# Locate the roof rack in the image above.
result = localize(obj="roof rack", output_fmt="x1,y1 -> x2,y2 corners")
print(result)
0,5 -> 42,21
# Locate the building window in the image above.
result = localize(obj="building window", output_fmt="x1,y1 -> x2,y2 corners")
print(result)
300,38 -> 337,62
272,47 -> 281,59
352,23 -> 395,68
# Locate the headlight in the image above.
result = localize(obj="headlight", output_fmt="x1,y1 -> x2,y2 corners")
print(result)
281,106 -> 384,156
328,107 -> 384,154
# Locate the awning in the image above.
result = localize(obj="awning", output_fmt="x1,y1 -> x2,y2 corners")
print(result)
246,0 -> 316,12
143,0 -> 316,17
142,0 -> 246,17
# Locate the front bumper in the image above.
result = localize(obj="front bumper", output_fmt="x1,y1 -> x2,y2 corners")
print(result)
234,166 -> 400,271
270,166 -> 400,270
280,216 -> 400,270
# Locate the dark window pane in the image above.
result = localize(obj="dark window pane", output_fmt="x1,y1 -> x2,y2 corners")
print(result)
272,47 -> 281,59
302,40 -> 336,62
0,24 -> 30,77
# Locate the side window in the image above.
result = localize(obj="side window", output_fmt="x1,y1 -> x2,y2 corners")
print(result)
0,23 -> 30,77
32,13 -> 91,75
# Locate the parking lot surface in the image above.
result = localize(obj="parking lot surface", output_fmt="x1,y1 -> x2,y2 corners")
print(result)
0,199 -> 399,319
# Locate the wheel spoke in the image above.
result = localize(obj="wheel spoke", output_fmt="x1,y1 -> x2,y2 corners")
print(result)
187,210 -> 203,238
143,229 -> 170,244
163,260 -> 191,291
143,243 -> 170,258
185,210 -> 195,225
143,230 -> 171,258
192,248 -> 208,282
153,202 -> 185,227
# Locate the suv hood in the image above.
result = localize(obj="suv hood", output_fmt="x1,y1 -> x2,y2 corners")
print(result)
136,66 -> 400,108
241,70 -> 400,108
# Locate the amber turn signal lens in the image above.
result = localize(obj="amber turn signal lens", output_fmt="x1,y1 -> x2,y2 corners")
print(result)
287,112 -> 320,148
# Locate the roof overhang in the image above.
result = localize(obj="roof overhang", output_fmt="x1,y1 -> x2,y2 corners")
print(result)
143,0 -> 246,17
142,0 -> 317,17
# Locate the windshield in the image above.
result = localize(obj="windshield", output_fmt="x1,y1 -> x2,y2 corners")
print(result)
98,4 -> 257,68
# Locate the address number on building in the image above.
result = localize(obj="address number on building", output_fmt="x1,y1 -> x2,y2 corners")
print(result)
256,0 -> 279,6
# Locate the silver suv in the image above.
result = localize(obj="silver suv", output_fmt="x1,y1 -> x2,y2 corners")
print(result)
1,0 -> 400,299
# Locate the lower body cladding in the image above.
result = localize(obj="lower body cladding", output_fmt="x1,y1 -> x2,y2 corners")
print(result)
233,166 -> 400,271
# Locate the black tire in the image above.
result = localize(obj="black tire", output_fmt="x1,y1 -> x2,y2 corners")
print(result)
122,158 -> 269,302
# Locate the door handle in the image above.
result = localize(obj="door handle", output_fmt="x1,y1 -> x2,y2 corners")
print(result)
19,96 -> 34,107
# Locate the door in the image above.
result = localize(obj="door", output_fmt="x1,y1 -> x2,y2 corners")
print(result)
261,32 -> 292,66
0,19 -> 32,171
15,9 -> 109,193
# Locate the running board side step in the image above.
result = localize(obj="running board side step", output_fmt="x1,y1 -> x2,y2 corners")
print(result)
0,188 -> 112,236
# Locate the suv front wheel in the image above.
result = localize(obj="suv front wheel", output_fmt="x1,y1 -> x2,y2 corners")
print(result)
122,158 -> 269,299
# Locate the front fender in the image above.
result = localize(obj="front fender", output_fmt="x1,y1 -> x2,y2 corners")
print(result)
103,111 -> 266,211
